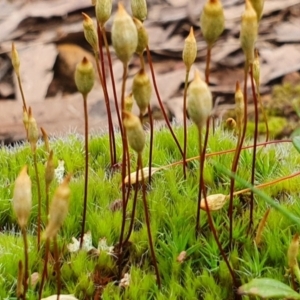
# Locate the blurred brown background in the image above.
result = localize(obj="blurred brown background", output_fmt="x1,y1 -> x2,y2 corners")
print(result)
0,0 -> 300,144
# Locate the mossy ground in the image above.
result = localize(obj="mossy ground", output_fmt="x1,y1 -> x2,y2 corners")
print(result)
1,124 -> 300,299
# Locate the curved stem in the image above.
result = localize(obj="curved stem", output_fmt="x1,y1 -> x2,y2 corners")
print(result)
195,126 -> 203,236
17,260 -> 23,300
80,95 -> 89,249
257,86 -> 269,142
45,184 -> 50,221
183,69 -> 190,180
139,53 -> 145,72
118,63 -> 130,278
123,156 -> 140,244
139,152 -> 161,287
205,47 -> 212,84
54,237 -> 61,300
33,151 -> 42,251
21,227 -> 29,298
147,104 -> 154,184
96,24 -> 116,167
38,239 -> 50,299
146,46 -> 184,160
201,158 -> 239,294
101,25 -> 123,138
139,52 -> 153,184
17,75 -> 27,112
228,63 -> 249,249
196,118 -> 210,237
195,121 -> 239,294
249,63 -> 258,233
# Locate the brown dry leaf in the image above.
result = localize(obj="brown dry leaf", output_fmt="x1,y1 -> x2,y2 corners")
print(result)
264,0 -> 300,15
275,19 -> 300,43
200,194 -> 228,211
260,45 -> 300,84
177,251 -> 187,263
14,43 -> 57,105
42,295 -> 78,300
123,167 -> 161,185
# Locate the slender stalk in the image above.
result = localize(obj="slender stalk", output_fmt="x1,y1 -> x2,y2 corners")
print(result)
118,63 -> 131,277
196,118 -> 210,237
139,152 -> 161,287
100,25 -> 123,138
54,237 -> 61,300
80,95 -> 89,249
139,52 -> 154,184
248,63 -> 258,233
17,260 -> 23,300
21,227 -> 29,299
228,63 -> 249,248
123,156 -> 140,244
201,159 -> 239,297
147,104 -> 154,184
45,185 -> 50,220
195,126 -> 203,237
139,53 -> 145,72
17,75 -> 27,112
182,70 -> 190,180
95,25 -> 116,167
33,151 -> 42,251
38,239 -> 50,299
146,46 -> 184,160
205,47 -> 212,84
257,87 -> 269,142
94,51 -> 115,167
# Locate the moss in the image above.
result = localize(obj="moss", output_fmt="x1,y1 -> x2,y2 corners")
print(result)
1,125 -> 300,298
246,116 -> 287,138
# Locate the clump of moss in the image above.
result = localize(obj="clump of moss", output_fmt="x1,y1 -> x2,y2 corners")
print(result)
270,83 -> 300,117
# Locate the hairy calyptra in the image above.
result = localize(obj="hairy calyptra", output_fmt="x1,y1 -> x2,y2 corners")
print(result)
111,3 -> 138,64
12,166 -> 32,229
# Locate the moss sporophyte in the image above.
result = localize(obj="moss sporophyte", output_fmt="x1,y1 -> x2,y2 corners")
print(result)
5,0 -> 300,299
